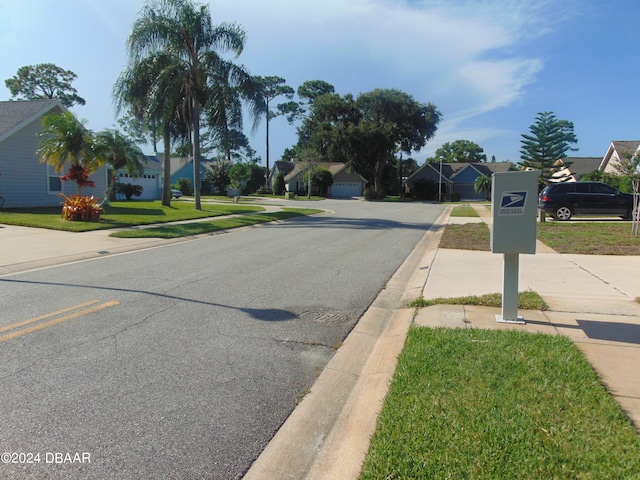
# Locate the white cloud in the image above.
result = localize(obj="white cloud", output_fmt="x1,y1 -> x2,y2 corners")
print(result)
203,0 -> 580,160
214,0 -> 558,104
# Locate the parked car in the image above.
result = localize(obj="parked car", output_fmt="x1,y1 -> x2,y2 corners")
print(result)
171,189 -> 183,198
538,181 -> 634,221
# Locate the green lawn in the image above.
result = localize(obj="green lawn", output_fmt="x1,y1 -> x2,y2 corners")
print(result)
449,205 -> 479,217
0,200 -> 264,232
110,208 -> 323,238
537,222 -> 640,255
439,221 -> 640,255
440,223 -> 491,251
360,327 -> 640,479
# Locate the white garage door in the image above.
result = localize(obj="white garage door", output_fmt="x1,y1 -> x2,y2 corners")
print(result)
331,182 -> 362,197
116,173 -> 160,200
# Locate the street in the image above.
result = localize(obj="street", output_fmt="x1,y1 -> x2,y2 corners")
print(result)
0,200 -> 444,479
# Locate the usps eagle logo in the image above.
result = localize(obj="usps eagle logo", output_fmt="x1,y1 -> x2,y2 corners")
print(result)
498,191 -> 526,215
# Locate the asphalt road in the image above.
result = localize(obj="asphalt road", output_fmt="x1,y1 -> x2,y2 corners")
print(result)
0,199 -> 444,479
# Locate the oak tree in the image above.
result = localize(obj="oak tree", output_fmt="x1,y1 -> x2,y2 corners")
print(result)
5,63 -> 86,107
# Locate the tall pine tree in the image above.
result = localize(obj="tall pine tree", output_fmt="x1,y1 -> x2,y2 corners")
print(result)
520,111 -> 577,184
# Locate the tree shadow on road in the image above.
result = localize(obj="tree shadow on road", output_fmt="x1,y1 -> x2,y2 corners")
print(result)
0,278 -> 297,322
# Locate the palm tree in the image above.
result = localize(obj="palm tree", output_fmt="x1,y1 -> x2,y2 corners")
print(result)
113,53 -> 189,207
252,76 -> 295,187
94,129 -> 145,206
115,182 -> 145,200
124,0 -> 247,210
206,59 -> 260,164
474,174 -> 492,200
37,111 -> 99,194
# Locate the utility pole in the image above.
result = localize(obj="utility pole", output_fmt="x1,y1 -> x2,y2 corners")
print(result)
438,156 -> 443,202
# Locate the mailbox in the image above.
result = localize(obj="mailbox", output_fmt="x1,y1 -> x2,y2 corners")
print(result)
491,170 -> 539,254
490,170 -> 539,323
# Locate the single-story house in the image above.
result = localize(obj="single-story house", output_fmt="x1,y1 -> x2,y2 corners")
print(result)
406,161 -> 512,201
270,161 -> 368,197
0,99 -> 108,208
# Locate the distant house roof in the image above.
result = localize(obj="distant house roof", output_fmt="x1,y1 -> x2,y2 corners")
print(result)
284,161 -> 353,181
272,160 -> 296,179
611,141 -> 640,155
0,99 -> 64,143
600,141 -> 640,173
157,155 -> 200,177
560,157 -> 602,178
272,161 -> 366,184
141,155 -> 163,172
449,162 -> 512,180
406,161 -> 512,185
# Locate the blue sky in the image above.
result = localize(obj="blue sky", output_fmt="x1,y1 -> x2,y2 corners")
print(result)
1,0 -> 638,165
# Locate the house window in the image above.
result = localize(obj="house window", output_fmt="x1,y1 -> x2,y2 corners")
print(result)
47,164 -> 61,193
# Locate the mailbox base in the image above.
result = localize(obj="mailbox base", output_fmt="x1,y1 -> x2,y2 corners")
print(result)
495,314 -> 525,324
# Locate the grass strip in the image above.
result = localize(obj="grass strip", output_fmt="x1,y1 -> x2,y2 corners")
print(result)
0,201 -> 264,232
407,291 -> 548,310
440,222 -> 490,251
449,205 -> 479,217
109,208 -> 323,238
360,327 -> 640,479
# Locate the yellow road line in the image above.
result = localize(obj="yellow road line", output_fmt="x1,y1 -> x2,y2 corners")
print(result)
0,300 -> 100,334
0,301 -> 120,343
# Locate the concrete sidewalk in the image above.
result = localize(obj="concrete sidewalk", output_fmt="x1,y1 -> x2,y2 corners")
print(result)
0,224 -> 181,275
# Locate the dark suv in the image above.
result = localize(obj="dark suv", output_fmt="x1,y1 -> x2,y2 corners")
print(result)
538,181 -> 634,221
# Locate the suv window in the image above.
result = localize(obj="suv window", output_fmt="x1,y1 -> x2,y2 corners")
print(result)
550,183 -> 572,193
590,183 -> 616,194
574,183 -> 589,194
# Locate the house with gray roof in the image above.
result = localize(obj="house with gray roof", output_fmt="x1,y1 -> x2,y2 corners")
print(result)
0,99 -> 108,208
406,161 -> 512,200
270,161 -> 368,197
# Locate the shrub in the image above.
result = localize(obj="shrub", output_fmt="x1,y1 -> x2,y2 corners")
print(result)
450,191 -> 461,202
410,178 -> 437,200
115,183 -> 144,200
60,164 -> 95,191
364,187 -> 385,201
273,172 -> 286,196
59,194 -> 103,222
173,178 -> 193,196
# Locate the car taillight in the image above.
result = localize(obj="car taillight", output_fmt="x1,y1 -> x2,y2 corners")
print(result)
539,195 -> 551,202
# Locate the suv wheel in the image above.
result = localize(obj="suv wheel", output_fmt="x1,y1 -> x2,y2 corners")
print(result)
553,205 -> 573,221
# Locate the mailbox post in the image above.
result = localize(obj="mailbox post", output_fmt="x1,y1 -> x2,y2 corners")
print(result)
491,170 -> 539,323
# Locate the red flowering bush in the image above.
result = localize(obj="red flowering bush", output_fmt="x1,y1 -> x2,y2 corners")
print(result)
60,164 -> 95,189
59,194 -> 103,222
